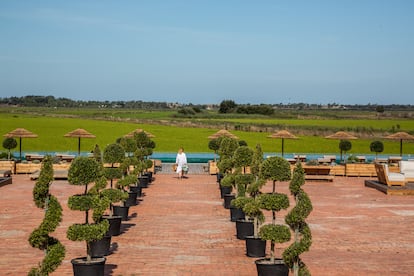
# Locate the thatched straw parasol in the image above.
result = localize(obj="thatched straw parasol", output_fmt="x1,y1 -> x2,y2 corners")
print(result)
384,131 -> 414,156
64,128 -> 96,155
208,129 -> 239,140
325,131 -> 358,140
267,130 -> 298,157
325,131 -> 358,162
3,128 -> 38,160
124,129 -> 155,138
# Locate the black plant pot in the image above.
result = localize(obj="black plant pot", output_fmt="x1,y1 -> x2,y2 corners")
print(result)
125,191 -> 138,207
223,193 -> 235,209
138,176 -> 149,188
230,206 -> 245,222
71,257 -> 106,276
113,205 -> 130,221
129,185 -> 142,197
90,236 -> 111,257
255,258 -> 289,276
245,236 -> 266,257
102,215 -> 122,236
143,171 -> 153,183
235,219 -> 254,240
216,172 -> 224,184
220,185 -> 232,199
130,185 -> 142,197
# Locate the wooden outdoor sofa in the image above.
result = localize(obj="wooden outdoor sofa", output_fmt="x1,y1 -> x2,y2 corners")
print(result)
374,163 -> 406,186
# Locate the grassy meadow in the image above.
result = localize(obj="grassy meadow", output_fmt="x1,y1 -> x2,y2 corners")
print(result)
0,109 -> 413,157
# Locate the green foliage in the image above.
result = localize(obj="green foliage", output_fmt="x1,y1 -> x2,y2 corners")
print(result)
234,174 -> 255,197
68,157 -> 100,186
117,174 -> 137,189
370,140 -> 384,155
218,137 -> 239,157
250,144 -> 264,176
66,155 -> 109,261
231,196 -> 253,210
67,220 -> 109,242
220,174 -> 235,188
103,143 -> 125,164
2,137 -> 17,159
260,156 -> 291,182
208,138 -> 220,151
68,194 -> 97,212
101,188 -> 128,204
339,139 -> 352,152
217,157 -> 233,174
283,162 -> 313,276
259,224 -> 291,244
219,99 -> 237,113
103,167 -> 123,181
259,193 -> 290,212
29,157 -> 65,275
233,146 -> 254,168
92,144 -> 102,163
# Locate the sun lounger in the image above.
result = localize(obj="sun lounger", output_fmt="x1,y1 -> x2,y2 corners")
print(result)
374,163 -> 406,186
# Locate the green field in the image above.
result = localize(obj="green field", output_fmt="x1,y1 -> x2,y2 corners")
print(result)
0,109 -> 413,157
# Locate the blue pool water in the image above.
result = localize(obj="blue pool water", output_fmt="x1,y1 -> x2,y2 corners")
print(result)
16,151 -> 414,163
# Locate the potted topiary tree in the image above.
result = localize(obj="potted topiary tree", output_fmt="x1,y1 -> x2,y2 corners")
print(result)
256,156 -> 292,276
244,144 -> 267,257
133,131 -> 156,186
2,137 -> 17,160
67,156 -> 110,276
283,162 -> 313,276
217,137 -> 239,199
100,143 -> 126,235
370,140 -> 384,160
339,139 -> 352,163
28,155 -> 65,275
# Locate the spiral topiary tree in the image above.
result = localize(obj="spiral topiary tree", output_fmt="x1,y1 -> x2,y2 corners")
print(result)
283,162 -> 313,276
28,155 -> 65,275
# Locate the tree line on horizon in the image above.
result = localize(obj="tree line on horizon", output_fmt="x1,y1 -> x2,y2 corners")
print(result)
0,95 -> 413,114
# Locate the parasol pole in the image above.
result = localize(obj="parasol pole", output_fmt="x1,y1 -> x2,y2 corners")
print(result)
281,138 -> 285,157
19,137 -> 22,161
400,139 -> 403,157
78,137 -> 81,156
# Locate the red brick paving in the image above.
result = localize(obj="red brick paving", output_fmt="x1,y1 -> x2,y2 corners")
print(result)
1,173 -> 414,275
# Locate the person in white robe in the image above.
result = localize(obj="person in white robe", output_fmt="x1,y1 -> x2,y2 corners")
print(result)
175,147 -> 187,179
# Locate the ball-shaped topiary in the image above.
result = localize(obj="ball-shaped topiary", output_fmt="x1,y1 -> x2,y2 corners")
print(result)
67,157 -> 109,262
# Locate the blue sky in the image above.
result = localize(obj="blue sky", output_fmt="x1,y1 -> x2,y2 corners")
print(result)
1,0 -> 413,104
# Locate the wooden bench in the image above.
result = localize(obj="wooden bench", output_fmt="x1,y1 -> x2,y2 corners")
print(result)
0,160 -> 15,174
374,163 -> 406,186
209,161 -> 219,175
345,163 -> 376,177
302,166 -> 334,181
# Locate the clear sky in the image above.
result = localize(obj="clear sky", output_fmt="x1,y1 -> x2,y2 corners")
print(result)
1,1 -> 413,105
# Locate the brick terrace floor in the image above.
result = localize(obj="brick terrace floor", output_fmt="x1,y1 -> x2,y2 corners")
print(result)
1,170 -> 414,276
